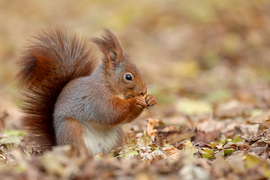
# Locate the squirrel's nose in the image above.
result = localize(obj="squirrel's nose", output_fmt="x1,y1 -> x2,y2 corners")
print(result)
140,88 -> 147,96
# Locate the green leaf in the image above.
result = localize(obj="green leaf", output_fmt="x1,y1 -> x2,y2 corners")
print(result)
219,139 -> 231,144
204,148 -> 214,154
202,148 -> 215,159
4,130 -> 25,136
224,149 -> 234,155
231,137 -> 243,143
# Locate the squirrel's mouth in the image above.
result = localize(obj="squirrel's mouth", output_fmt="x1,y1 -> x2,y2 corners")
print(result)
126,94 -> 135,99
117,93 -> 133,99
125,94 -> 140,99
119,91 -> 143,99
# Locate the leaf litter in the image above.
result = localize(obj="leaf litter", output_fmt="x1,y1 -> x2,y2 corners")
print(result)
1,1 -> 270,179
1,112 -> 270,179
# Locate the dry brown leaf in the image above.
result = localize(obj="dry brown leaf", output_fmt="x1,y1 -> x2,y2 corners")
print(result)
212,156 -> 230,177
163,147 -> 181,161
146,118 -> 159,137
94,151 -> 104,158
248,147 -> 267,156
258,119 -> 270,134
226,155 -> 245,175
170,132 -> 196,144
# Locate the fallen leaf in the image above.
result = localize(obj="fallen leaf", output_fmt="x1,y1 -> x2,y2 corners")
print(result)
224,149 -> 234,156
226,155 -> 246,174
179,164 -> 210,180
202,148 -> 214,159
212,156 -> 230,177
258,119 -> 270,134
0,135 -> 21,145
170,132 -> 196,144
245,154 -> 261,169
137,131 -> 153,147
182,141 -> 198,154
163,147 -> 181,160
146,118 -> 159,137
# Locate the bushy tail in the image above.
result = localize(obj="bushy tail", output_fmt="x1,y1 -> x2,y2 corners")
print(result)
16,28 -> 96,151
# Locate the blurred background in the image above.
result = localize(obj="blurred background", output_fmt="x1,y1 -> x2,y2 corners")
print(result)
1,0 -> 270,129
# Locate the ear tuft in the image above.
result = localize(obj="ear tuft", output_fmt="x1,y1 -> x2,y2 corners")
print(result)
92,29 -> 123,63
110,50 -> 117,62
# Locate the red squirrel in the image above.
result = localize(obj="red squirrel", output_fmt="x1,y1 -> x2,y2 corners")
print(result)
16,28 -> 157,155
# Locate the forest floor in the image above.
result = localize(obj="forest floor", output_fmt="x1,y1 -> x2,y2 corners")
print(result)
1,62 -> 270,180
1,1 -> 270,180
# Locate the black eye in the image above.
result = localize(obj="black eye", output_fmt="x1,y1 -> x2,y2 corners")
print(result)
125,74 -> 132,81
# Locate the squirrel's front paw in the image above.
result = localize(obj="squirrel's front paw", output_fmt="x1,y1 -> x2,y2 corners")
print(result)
136,96 -> 148,109
145,94 -> 157,108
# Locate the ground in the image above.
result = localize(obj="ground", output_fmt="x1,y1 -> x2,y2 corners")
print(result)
1,1 -> 270,179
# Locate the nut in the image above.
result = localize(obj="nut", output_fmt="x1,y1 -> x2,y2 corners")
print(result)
140,95 -> 147,99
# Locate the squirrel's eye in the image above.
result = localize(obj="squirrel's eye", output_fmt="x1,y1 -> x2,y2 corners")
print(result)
125,74 -> 132,81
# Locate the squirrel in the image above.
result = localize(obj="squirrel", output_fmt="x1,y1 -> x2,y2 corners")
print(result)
16,28 -> 157,155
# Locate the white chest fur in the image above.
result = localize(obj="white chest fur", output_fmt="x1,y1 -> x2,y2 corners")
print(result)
82,122 -> 124,155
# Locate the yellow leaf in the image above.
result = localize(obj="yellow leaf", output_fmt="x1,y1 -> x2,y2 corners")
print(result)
183,141 -> 198,154
245,154 -> 261,169
210,142 -> 220,148
137,131 -> 153,147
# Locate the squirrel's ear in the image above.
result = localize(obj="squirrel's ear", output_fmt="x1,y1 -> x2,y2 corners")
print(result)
92,29 -> 123,65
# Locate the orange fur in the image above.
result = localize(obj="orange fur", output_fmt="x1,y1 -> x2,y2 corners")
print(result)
17,28 -> 96,151
17,28 -> 156,154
